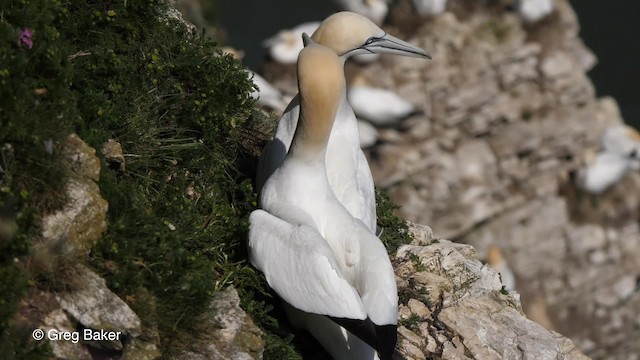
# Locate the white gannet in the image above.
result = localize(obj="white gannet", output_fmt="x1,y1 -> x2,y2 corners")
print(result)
412,0 -> 448,17
486,246 -> 516,291
249,36 -> 398,360
358,119 -> 379,148
256,12 -> 430,234
332,0 -> 389,25
576,125 -> 640,194
516,0 -> 554,23
263,22 -> 321,65
348,75 -> 421,127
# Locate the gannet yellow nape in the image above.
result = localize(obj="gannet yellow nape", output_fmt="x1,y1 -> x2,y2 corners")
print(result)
311,12 -> 431,59
250,35 -> 399,360
256,11 -> 431,237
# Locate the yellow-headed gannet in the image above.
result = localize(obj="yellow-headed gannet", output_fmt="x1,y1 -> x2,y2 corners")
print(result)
517,0 -> 554,23
348,75 -> 421,127
577,125 -> 640,194
249,35 -> 398,360
263,22 -> 321,65
256,12 -> 430,234
332,0 -> 389,26
487,245 -> 516,291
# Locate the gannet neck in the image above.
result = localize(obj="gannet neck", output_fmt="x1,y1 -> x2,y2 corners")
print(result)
290,42 -> 345,161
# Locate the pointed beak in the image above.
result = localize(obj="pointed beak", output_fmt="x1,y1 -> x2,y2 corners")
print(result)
362,33 -> 431,59
301,33 -> 312,47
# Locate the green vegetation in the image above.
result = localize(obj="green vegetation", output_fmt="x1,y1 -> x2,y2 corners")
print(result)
376,189 -> 413,253
0,1 -> 413,358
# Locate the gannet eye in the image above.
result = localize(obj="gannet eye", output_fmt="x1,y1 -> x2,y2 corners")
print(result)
630,149 -> 638,159
364,37 -> 376,45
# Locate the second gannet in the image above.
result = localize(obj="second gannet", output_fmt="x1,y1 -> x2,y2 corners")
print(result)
263,21 -> 321,65
250,35 -> 398,360
348,75 -> 421,127
486,245 -> 516,291
577,125 -> 640,194
256,12 -> 430,234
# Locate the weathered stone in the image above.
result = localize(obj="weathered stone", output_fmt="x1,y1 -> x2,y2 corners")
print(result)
393,223 -> 588,360
42,309 -> 92,360
41,134 -> 108,256
175,286 -> 263,360
102,138 -> 125,171
55,264 -> 142,337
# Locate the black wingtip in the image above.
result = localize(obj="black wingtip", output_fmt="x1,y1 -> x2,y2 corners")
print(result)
329,317 -> 397,360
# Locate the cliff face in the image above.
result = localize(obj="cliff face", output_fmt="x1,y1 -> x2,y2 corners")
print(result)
353,1 -> 640,358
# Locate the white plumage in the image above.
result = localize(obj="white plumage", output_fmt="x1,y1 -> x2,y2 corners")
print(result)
349,79 -> 419,127
249,38 -> 398,360
256,12 -> 430,234
263,22 -> 320,64
577,125 -> 640,194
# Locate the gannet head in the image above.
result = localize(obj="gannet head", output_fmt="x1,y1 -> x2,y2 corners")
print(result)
311,12 -> 431,59
294,34 -> 345,154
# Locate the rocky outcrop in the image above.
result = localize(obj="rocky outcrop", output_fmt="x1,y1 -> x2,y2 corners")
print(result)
176,286 -> 264,360
353,1 -> 640,358
41,134 -> 108,256
394,223 -> 588,359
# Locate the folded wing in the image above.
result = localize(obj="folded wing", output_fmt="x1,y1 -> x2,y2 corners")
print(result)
248,209 -> 368,320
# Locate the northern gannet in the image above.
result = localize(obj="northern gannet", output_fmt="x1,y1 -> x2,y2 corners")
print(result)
517,0 -> 554,23
486,245 -> 516,291
348,75 -> 421,127
576,125 -> 640,194
249,35 -> 398,360
256,12 -> 430,234
263,22 -> 321,65
332,0 -> 389,26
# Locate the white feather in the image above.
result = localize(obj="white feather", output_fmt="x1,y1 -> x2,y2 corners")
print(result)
358,119 -> 379,148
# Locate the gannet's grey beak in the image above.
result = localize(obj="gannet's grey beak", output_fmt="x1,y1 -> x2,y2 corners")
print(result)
302,33 -> 313,47
359,33 -> 431,59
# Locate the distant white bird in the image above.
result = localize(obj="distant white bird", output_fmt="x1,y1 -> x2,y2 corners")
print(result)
358,119 -> 379,148
256,12 -> 430,234
577,125 -> 640,194
332,0 -> 389,25
486,246 -> 516,291
250,37 -> 398,360
348,75 -> 421,127
249,71 -> 291,114
517,0 -> 554,23
263,22 -> 320,64
412,0 -> 447,17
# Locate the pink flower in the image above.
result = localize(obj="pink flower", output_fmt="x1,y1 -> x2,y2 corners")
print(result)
18,28 -> 33,49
